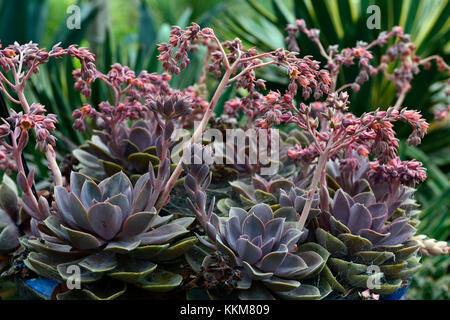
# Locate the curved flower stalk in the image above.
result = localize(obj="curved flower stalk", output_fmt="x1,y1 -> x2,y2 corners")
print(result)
0,42 -> 96,187
21,171 -> 196,300
272,93 -> 428,231
183,146 -> 329,300
241,20 -> 448,234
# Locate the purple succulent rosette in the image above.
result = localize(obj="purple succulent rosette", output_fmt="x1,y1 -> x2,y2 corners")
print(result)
221,175 -> 294,212
217,176 -> 320,229
213,204 -> 327,299
184,146 -> 331,299
20,171 -> 196,300
214,129 -> 315,215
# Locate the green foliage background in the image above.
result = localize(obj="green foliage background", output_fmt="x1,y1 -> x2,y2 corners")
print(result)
0,0 -> 448,299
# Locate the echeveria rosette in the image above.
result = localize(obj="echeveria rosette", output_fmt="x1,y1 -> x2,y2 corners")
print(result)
217,175 -> 295,215
21,171 -> 196,300
73,120 -> 163,181
210,204 -> 328,300
234,175 -> 293,207
316,188 -> 421,296
215,128 -> 316,215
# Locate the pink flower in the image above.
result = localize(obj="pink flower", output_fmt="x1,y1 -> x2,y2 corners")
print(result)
265,91 -> 280,104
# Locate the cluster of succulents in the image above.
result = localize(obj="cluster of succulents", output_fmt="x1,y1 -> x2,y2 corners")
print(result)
0,20 -> 448,302
74,120 -> 162,181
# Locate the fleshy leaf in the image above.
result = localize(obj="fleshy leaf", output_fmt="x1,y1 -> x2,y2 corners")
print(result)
88,203 -> 122,241
275,284 -> 321,300
79,252 -> 118,273
119,211 -> 155,238
135,269 -> 182,292
140,223 -> 188,245
61,225 -> 103,250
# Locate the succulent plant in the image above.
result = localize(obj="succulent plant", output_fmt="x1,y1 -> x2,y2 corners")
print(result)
218,175 -> 294,213
213,204 -> 329,299
413,235 -> 449,257
315,186 -> 421,296
74,120 -> 160,181
74,118 -> 184,183
21,171 -> 196,300
327,155 -> 421,226
0,208 -> 19,254
207,125 -> 306,183
217,173 -> 318,224
213,127 -> 315,215
183,149 -> 330,299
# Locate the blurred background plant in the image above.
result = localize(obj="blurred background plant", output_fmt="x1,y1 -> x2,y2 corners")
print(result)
0,0 -> 448,300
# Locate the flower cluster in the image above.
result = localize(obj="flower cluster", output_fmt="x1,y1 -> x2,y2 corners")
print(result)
434,105 -> 450,121
72,62 -> 209,134
285,20 -> 450,101
283,105 -> 429,168
8,104 -> 57,152
369,157 -> 427,187
158,23 -> 203,74
159,23 -> 331,101
0,42 -> 95,84
0,42 -> 96,190
224,92 -> 273,126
